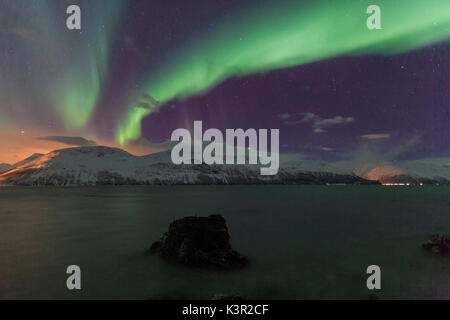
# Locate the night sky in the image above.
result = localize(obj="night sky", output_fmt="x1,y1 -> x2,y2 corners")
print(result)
0,0 -> 449,164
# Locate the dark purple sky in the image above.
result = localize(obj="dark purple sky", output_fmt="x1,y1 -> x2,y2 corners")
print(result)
134,45 -> 449,160
88,0 -> 449,161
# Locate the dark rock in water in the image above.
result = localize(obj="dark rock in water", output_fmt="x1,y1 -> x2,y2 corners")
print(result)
422,235 -> 450,257
150,214 -> 247,269
212,294 -> 245,300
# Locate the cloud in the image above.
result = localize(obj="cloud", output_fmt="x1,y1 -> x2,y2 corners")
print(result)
361,133 -> 391,140
278,113 -> 291,120
312,115 -> 354,133
35,136 -> 96,147
280,112 -> 354,133
318,146 -> 333,152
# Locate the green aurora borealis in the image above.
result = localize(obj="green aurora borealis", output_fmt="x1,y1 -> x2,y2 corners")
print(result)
116,0 -> 450,145
0,0 -> 123,130
45,2 -> 123,130
1,1 -> 449,147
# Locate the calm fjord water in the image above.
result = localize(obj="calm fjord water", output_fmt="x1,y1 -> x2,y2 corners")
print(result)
0,185 -> 449,299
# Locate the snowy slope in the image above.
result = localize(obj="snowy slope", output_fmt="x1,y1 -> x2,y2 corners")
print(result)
0,146 -> 371,186
353,158 -> 450,184
0,153 -> 44,174
12,153 -> 44,167
0,163 -> 12,174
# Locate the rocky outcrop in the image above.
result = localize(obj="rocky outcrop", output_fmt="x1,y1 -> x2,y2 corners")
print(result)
422,235 -> 450,257
150,215 -> 247,269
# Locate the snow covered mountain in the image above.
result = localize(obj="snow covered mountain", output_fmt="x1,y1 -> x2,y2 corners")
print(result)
0,163 -> 12,174
12,153 -> 44,167
353,158 -> 450,184
0,146 -> 373,186
0,153 -> 44,174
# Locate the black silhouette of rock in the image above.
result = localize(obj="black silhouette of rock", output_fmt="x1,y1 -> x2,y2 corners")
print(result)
422,234 -> 450,257
150,215 -> 247,269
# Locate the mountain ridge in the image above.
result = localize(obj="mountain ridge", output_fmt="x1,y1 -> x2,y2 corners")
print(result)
353,159 -> 450,185
2,146 -> 448,186
0,146 -> 375,186
0,163 -> 12,174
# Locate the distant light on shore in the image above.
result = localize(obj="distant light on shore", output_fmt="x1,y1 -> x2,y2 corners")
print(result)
382,183 -> 425,186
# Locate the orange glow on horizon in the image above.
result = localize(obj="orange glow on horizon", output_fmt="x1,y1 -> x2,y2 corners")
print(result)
0,126 -> 167,165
